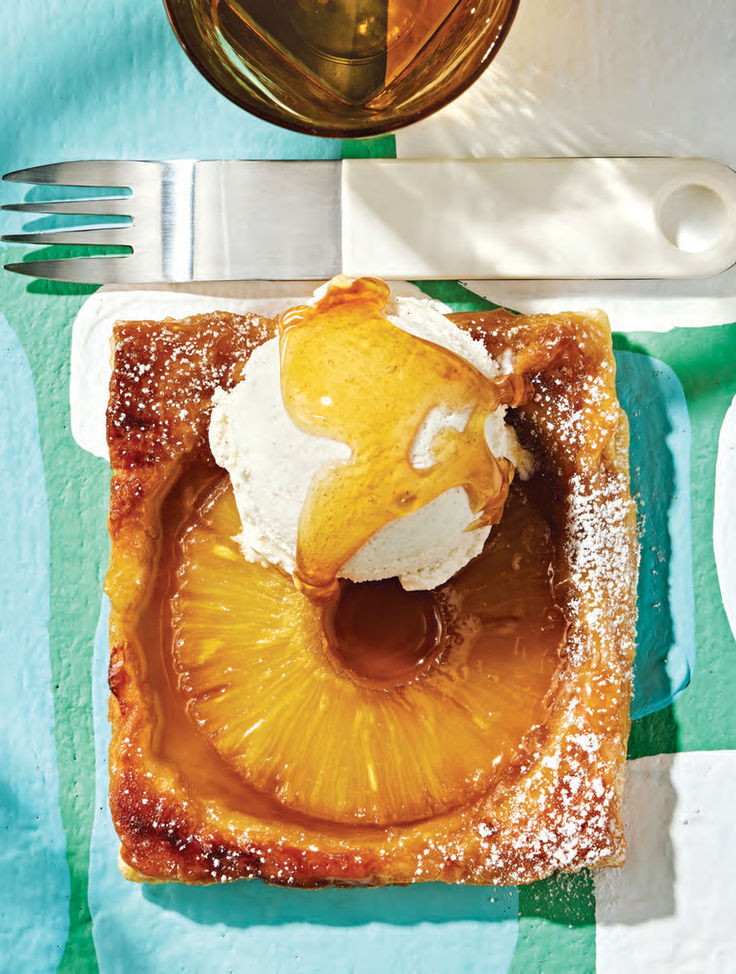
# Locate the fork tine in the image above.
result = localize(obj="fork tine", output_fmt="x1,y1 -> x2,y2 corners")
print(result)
3,256 -> 147,284
2,227 -> 131,247
3,160 -> 157,188
2,197 -> 132,216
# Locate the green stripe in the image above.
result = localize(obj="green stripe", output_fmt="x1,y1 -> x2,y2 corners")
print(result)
628,705 -> 679,760
341,134 -> 397,159
410,279 -> 503,312
2,248 -> 104,972
511,871 -> 596,974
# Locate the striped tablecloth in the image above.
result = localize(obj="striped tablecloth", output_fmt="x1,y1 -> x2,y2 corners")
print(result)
2,1 -> 735,971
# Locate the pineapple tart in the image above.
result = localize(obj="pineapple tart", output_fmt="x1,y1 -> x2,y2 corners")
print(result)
105,295 -> 637,886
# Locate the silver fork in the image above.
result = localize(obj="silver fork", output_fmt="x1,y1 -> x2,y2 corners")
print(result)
5,157 -> 736,282
1,159 -> 341,283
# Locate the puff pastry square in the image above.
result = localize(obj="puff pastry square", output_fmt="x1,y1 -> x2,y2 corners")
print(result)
105,304 -> 638,886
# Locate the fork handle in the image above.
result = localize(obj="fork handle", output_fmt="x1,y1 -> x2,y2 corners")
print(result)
341,157 -> 736,279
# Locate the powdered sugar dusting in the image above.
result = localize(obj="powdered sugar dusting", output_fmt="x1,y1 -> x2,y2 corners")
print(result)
107,305 -> 639,888
107,311 -> 274,468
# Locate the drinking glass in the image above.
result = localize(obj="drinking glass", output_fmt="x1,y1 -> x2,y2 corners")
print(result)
163,0 -> 520,138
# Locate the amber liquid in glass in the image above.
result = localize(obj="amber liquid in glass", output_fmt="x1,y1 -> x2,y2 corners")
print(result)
214,0 -> 462,104
167,0 -> 517,134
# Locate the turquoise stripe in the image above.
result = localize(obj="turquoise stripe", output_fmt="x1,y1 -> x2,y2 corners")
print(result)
0,314 -> 70,971
616,351 -> 695,718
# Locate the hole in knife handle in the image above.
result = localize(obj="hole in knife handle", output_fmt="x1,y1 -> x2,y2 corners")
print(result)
658,184 -> 729,254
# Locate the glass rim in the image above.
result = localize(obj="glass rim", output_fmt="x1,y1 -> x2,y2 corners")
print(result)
162,0 -> 521,140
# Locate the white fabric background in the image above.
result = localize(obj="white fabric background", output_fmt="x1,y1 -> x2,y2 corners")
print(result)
397,0 -> 736,332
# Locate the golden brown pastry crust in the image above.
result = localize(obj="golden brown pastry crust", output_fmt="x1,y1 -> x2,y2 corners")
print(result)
105,305 -> 638,887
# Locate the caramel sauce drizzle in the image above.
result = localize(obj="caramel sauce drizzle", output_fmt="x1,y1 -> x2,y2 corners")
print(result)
278,277 -> 530,604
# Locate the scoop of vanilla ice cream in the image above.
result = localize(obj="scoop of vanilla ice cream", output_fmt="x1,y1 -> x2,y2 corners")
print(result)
209,291 -> 532,591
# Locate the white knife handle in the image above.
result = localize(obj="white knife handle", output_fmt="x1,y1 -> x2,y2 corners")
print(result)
341,157 -> 736,280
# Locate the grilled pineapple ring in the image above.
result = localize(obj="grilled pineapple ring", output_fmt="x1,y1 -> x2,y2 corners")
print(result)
171,475 -> 564,826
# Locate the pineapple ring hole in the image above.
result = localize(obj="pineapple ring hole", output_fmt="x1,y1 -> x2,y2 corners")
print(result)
323,577 -> 446,686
